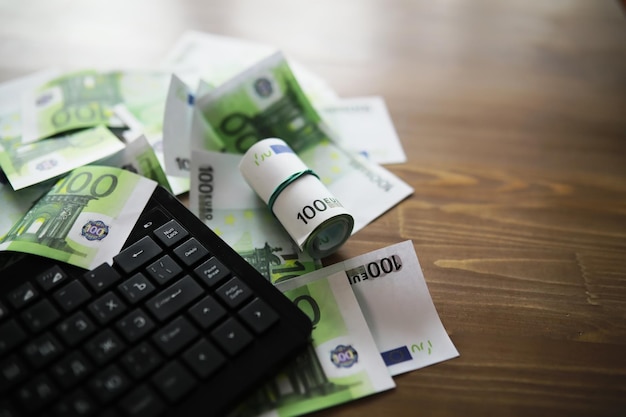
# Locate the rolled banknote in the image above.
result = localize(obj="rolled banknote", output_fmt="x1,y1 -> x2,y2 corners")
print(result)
240,138 -> 354,258
235,270 -> 395,417
0,165 -> 156,270
190,148 -> 321,283
0,125 -> 125,190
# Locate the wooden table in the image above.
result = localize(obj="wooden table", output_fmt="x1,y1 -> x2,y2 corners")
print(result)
1,1 -> 625,416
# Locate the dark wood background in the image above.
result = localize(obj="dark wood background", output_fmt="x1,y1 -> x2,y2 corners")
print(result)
1,1 -> 625,416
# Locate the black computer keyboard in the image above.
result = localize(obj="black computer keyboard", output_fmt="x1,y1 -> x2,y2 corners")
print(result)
0,185 -> 313,417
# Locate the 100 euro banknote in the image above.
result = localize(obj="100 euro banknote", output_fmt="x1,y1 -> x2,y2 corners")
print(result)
235,270 -> 395,417
277,240 -> 459,376
0,165 -> 156,270
21,70 -> 170,143
0,125 -> 125,190
189,51 -> 332,155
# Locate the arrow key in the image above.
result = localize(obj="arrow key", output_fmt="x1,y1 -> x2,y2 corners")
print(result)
238,298 -> 279,335
211,318 -> 252,357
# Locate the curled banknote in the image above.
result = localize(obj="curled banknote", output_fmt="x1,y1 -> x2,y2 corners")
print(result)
0,165 -> 156,269
189,51 -> 335,155
277,241 -> 460,376
21,70 -> 170,143
235,270 -> 395,417
0,126 -> 125,190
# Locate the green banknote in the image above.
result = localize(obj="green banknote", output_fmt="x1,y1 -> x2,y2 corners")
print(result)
277,241 -> 460,377
190,149 -> 320,283
191,52 -> 333,154
0,126 -> 125,190
0,165 -> 156,269
21,70 -> 170,143
235,270 -> 395,417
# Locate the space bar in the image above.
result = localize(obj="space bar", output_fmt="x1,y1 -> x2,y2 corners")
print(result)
146,275 -> 203,321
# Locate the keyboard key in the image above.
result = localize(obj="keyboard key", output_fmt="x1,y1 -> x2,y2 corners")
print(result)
88,292 -> 127,325
83,262 -> 122,294
118,272 -> 155,304
152,316 -> 198,357
0,355 -> 28,391
173,238 -> 209,267
54,280 -> 91,313
153,219 -> 189,248
146,275 -> 203,322
88,364 -> 130,403
183,338 -> 226,379
211,318 -> 253,357
239,298 -> 280,335
16,373 -> 59,413
120,384 -> 165,417
188,295 -> 227,330
146,254 -> 183,285
0,320 -> 27,355
23,332 -> 64,368
53,388 -> 97,417
21,298 -> 61,333
36,265 -> 68,291
85,329 -> 125,365
116,309 -> 155,343
113,235 -> 162,274
56,311 -> 96,347
8,282 -> 38,309
50,351 -> 93,389
121,342 -> 163,380
216,277 -> 253,309
152,360 -> 196,403
136,207 -> 170,235
194,257 -> 230,288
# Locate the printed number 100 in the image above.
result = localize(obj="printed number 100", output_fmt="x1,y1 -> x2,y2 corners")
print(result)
296,199 -> 329,225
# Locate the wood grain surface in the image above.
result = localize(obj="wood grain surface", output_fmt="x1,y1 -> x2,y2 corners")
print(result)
1,0 -> 625,416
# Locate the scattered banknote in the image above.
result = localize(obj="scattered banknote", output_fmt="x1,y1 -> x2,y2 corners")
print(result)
0,69 -> 60,140
235,270 -> 395,417
0,125 -> 125,190
277,241 -> 460,376
159,30 -> 338,108
320,96 -> 407,165
163,50 -> 341,175
0,165 -> 156,270
21,70 -> 170,143
189,51 -> 333,155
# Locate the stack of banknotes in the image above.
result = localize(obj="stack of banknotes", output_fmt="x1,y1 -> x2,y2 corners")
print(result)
0,31 -> 458,416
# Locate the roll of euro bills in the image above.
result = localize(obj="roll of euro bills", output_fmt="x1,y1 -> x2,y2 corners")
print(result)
239,138 -> 354,258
